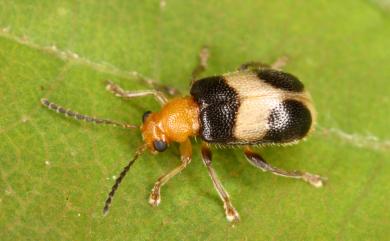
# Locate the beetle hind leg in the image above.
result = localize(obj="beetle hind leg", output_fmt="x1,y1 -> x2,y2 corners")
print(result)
191,46 -> 210,85
244,147 -> 326,188
201,142 -> 240,223
239,56 -> 288,71
149,139 -> 192,206
271,56 -> 288,70
238,61 -> 270,71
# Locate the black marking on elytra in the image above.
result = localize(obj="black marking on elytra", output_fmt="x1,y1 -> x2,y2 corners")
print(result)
190,76 -> 239,142
263,99 -> 312,143
256,69 -> 304,92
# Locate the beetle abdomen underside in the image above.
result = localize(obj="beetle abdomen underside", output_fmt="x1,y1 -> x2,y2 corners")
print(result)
190,69 -> 315,145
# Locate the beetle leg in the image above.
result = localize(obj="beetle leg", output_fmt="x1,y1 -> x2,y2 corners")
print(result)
271,56 -> 288,70
106,80 -> 168,105
238,61 -> 270,71
153,83 -> 182,97
191,46 -> 210,85
149,139 -> 192,206
244,147 -> 326,188
201,142 -> 240,223
239,56 -> 288,71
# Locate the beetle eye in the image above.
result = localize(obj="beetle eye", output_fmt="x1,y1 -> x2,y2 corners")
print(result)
153,140 -> 167,152
142,111 -> 152,123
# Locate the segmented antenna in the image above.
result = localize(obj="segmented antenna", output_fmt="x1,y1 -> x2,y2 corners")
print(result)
40,98 -> 137,129
103,144 -> 147,215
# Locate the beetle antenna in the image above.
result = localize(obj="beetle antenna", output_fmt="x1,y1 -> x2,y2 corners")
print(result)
103,144 -> 147,215
41,98 -> 137,129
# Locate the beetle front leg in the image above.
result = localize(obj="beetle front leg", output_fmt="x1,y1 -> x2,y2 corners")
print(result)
201,142 -> 240,223
106,80 -> 169,105
244,147 -> 326,188
149,139 -> 192,206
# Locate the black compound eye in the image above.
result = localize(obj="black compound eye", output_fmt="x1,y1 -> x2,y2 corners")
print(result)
142,111 -> 152,123
153,140 -> 167,152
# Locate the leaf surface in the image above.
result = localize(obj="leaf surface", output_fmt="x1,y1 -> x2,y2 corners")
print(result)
0,1 -> 389,240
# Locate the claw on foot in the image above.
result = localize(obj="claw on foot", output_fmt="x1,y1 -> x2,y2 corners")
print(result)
105,80 -> 115,91
302,172 -> 327,188
149,188 -> 161,206
224,204 -> 240,223
105,80 -> 123,97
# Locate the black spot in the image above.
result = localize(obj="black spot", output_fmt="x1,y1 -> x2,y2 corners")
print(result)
256,69 -> 304,92
263,100 -> 312,143
190,76 -> 239,142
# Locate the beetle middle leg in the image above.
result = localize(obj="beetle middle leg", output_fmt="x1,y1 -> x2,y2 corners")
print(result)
191,46 -> 210,85
201,142 -> 240,222
106,80 -> 168,105
149,139 -> 192,206
244,146 -> 325,188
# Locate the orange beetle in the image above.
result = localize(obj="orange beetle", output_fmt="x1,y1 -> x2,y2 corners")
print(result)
41,47 -> 325,222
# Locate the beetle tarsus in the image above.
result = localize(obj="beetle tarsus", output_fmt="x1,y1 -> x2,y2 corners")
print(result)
149,187 -> 161,206
302,172 -> 326,188
225,202 -> 240,223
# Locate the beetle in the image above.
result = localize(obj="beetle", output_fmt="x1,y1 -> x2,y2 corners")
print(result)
41,47 -> 325,222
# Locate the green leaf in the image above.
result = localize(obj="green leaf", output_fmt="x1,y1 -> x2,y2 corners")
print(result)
1,1 -> 389,240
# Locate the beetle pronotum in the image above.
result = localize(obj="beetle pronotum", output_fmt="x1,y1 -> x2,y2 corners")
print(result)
41,47 -> 325,222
